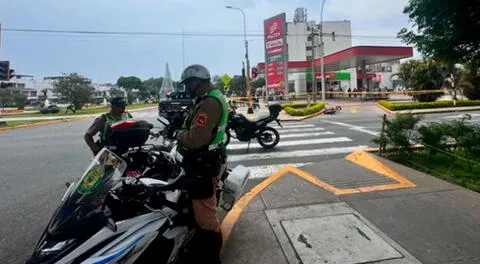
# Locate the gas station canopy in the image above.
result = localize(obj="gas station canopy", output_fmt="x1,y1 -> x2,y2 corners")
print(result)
256,46 -> 414,72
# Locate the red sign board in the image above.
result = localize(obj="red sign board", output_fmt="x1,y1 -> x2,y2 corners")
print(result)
264,13 -> 287,93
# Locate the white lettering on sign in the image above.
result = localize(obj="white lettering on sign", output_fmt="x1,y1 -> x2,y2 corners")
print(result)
266,39 -> 283,49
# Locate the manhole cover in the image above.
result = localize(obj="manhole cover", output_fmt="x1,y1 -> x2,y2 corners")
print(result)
281,214 -> 404,264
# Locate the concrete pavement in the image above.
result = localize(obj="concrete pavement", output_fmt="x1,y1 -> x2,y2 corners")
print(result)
221,151 -> 480,264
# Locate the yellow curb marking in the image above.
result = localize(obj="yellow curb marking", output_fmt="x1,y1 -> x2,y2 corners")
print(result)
221,150 -> 416,248
220,166 -> 291,250
377,104 -> 396,115
345,150 -> 416,189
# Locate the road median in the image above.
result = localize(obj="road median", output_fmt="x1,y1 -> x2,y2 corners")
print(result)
377,100 -> 480,115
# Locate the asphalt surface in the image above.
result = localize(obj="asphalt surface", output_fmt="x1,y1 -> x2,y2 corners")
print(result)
1,107 -> 480,263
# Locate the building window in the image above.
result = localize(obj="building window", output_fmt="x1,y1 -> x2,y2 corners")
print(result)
307,35 -> 312,41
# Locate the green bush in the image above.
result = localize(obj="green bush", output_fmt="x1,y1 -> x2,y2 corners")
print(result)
373,113 -> 422,154
378,100 -> 480,111
284,103 -> 325,116
281,103 -> 309,109
14,94 -> 28,110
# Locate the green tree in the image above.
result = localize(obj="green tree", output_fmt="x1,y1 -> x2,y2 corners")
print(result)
462,63 -> 480,100
0,89 -> 13,108
143,77 -> 164,99
398,0 -> 480,65
14,94 -> 28,110
395,59 -> 447,102
53,73 -> 94,110
117,76 -> 148,100
229,75 -> 247,97
252,77 -> 266,89
116,76 -> 143,91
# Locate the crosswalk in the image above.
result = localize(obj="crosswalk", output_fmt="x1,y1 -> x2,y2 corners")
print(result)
226,122 -> 369,179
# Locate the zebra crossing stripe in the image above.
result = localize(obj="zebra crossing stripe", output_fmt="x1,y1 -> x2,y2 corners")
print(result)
271,124 -> 315,129
274,127 -> 326,133
227,137 -> 352,150
228,145 -> 369,162
229,131 -> 336,142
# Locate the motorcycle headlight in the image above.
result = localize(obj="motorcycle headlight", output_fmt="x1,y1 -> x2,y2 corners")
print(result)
39,239 -> 76,257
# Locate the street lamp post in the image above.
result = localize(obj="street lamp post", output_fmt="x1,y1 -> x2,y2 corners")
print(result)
320,0 -> 326,103
226,5 -> 254,114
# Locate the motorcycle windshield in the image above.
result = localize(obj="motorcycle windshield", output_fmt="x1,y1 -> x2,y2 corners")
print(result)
47,148 -> 127,235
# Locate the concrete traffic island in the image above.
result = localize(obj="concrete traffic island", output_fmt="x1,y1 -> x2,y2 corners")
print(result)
220,151 -> 480,264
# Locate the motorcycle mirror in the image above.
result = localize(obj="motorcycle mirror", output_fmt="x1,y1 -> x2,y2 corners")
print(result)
157,117 -> 170,126
65,181 -> 71,188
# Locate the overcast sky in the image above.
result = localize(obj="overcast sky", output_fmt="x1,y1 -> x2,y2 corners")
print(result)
1,0 -> 414,83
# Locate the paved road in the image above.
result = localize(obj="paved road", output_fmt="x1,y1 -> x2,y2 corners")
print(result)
1,107 -> 480,263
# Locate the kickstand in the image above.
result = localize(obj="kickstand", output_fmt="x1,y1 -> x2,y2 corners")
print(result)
246,140 -> 251,153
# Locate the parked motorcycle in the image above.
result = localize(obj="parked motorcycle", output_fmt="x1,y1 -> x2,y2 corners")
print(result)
25,118 -> 250,264
224,103 -> 283,151
323,105 -> 342,115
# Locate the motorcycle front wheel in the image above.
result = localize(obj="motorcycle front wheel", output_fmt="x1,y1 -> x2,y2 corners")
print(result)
257,126 -> 280,149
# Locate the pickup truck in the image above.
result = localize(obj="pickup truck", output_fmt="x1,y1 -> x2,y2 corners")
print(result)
158,91 -> 193,130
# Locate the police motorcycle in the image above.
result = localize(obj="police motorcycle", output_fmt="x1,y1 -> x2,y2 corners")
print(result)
223,103 -> 283,151
25,117 -> 250,264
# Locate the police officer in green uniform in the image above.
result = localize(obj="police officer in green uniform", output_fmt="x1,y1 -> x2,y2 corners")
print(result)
175,64 -> 228,264
84,97 -> 132,155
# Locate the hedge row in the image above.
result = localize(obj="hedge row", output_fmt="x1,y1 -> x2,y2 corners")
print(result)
281,103 -> 309,109
378,100 -> 480,111
283,103 -> 325,116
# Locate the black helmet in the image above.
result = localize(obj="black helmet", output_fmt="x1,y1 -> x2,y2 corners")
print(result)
110,97 -> 128,107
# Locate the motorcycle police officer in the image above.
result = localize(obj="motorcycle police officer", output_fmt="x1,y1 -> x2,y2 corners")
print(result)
176,64 -> 228,264
84,97 -> 133,155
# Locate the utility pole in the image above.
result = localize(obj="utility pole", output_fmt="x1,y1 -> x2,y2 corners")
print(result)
310,28 -> 317,102
226,5 -> 254,114
320,0 -> 326,102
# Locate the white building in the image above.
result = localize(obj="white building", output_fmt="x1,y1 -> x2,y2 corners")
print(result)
286,8 -> 353,94
2,76 -> 126,105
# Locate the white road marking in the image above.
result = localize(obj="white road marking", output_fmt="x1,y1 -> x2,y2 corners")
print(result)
227,137 -> 352,150
272,124 -> 315,129
228,145 -> 369,162
278,127 -> 326,133
248,163 -> 313,179
229,132 -> 336,142
322,120 -> 380,136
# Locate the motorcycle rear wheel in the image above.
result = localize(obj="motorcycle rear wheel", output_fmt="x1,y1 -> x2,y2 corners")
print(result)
257,126 -> 280,149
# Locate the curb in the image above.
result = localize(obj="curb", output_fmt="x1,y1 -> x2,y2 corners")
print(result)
397,106 -> 480,115
0,106 -> 158,132
280,109 -> 324,122
377,104 -> 396,115
377,103 -> 480,115
0,119 -> 69,131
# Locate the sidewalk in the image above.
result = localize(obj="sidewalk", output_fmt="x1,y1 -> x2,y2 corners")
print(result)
220,151 -> 480,264
0,106 -> 157,121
